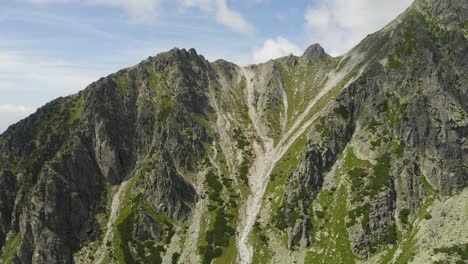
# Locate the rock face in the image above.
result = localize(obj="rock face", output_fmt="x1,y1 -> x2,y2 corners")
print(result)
0,170 -> 17,247
0,0 -> 467,263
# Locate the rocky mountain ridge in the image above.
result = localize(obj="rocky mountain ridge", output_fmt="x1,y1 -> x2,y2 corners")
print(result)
0,0 -> 467,263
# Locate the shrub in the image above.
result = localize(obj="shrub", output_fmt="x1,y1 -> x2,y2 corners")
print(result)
172,252 -> 181,264
399,208 -> 411,224
385,224 -> 398,244
424,213 -> 432,220
334,105 -> 349,119
315,210 -> 325,219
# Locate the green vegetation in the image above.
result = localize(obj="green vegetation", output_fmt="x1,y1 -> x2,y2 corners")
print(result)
399,208 -> 411,225
393,140 -> 406,157
264,95 -> 284,143
388,55 -> 403,69
250,133 -> 309,261
344,147 -> 396,251
148,67 -> 175,122
171,252 -> 180,264
267,133 -> 308,214
334,104 -> 349,119
382,94 -> 408,127
232,128 -> 249,150
373,154 -> 391,191
370,138 -> 382,149
206,170 -> 223,193
116,73 -> 130,95
347,203 -> 371,228
199,209 -> 235,264
343,147 -> 372,201
213,236 -> 237,264
8,93 -> 86,218
345,148 -> 391,200
368,118 -> 382,130
238,160 -> 249,185
231,127 -> 253,186
286,61 -> 365,145
112,173 -> 176,264
315,116 -> 332,138
349,168 -> 368,192
305,185 -> 355,264
388,12 -> 417,69
199,169 -> 238,264
384,174 -> 438,264
32,93 -> 84,157
250,221 -> 272,264
157,96 -> 174,121
434,243 -> 468,261
277,60 -> 334,131
385,224 -> 398,244
149,67 -> 162,93
423,213 -> 432,220
337,56 -> 351,72
1,232 -> 21,263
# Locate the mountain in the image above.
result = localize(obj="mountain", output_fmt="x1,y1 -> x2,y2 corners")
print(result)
0,0 -> 467,263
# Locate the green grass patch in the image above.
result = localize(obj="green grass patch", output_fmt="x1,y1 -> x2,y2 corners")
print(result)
213,236 -> 237,264
250,222 -> 272,264
388,55 -> 403,69
238,160 -> 249,186
344,147 -> 394,251
1,232 -> 21,263
305,185 -> 355,264
266,133 -> 308,214
277,60 -> 334,131
285,61 -> 365,144
387,174 -> 438,264
232,128 -> 250,150
199,168 -> 238,264
337,56 -> 351,72
116,74 -> 130,95
434,243 -> 468,261
157,96 -> 173,121
368,118 -> 382,130
112,173 -> 175,264
334,104 -> 349,119
372,153 -> 391,192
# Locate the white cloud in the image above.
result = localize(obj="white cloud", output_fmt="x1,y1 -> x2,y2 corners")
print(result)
92,0 -> 161,23
253,37 -> 301,64
25,0 -> 161,23
26,0 -> 254,32
0,104 -> 36,133
181,0 -> 254,34
216,0 -> 254,34
0,50 -> 102,94
182,0 -> 214,11
305,0 -> 413,55
305,5 -> 329,30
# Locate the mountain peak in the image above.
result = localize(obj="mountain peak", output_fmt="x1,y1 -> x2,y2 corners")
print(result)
300,43 -> 330,63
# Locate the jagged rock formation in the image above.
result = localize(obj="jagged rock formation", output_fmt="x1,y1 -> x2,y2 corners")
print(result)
0,0 -> 467,263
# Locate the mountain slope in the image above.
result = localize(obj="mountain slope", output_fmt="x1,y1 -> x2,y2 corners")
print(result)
0,0 -> 467,263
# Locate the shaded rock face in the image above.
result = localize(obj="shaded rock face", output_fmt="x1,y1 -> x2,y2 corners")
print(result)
0,0 -> 466,263
0,48 -> 215,263
0,170 -> 17,247
132,210 -> 163,242
277,0 -> 467,255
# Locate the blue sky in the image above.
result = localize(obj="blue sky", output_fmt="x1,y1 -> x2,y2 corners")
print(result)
0,0 -> 413,132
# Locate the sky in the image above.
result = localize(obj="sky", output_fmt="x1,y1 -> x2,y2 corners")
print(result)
0,0 -> 414,133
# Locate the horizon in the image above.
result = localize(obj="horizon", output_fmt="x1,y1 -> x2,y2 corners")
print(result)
0,0 -> 414,133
